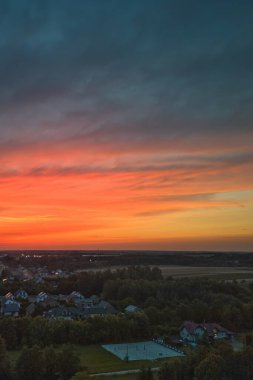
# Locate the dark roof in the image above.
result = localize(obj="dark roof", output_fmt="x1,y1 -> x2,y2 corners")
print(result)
67,307 -> 84,317
40,299 -> 59,307
98,300 -> 117,314
180,321 -> 200,335
90,294 -> 100,303
82,307 -> 107,316
202,323 -> 231,335
26,303 -> 36,315
45,306 -> 83,318
45,307 -> 72,318
3,303 -> 20,313
80,301 -> 117,316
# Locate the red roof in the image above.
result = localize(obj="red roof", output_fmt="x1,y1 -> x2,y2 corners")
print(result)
180,321 -> 199,334
180,321 -> 232,336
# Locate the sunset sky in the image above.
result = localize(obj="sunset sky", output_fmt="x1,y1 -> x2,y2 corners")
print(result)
0,0 -> 253,251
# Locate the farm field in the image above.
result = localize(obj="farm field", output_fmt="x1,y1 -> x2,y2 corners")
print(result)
157,265 -> 253,279
77,265 -> 253,280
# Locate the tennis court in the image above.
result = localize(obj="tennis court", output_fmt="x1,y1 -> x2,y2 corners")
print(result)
102,340 -> 184,361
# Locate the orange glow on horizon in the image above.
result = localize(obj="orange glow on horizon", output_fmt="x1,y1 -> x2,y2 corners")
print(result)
0,138 -> 253,251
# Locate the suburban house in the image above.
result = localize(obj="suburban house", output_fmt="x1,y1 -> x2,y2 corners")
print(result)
57,294 -> 69,302
74,297 -> 93,307
75,295 -> 102,308
0,288 -> 116,319
180,321 -> 233,343
45,300 -> 117,320
28,295 -> 37,303
0,297 -> 20,317
14,289 -> 28,300
90,294 -> 100,304
36,292 -> 48,303
44,306 -> 77,320
82,300 -> 117,317
68,291 -> 84,302
38,295 -> 60,309
125,305 -> 142,313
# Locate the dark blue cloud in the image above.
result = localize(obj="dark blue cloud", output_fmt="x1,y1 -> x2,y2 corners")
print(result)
0,0 -> 253,146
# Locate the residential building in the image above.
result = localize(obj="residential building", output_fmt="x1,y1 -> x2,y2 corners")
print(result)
180,321 -> 233,343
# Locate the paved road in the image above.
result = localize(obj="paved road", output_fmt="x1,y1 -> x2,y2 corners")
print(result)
91,367 -> 160,377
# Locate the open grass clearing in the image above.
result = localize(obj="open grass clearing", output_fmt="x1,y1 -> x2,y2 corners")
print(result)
156,265 -> 253,279
76,264 -> 253,280
76,345 -> 162,374
9,344 -> 169,375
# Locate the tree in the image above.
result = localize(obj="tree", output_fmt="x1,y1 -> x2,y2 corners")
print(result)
0,336 -> 12,380
235,346 -> 253,380
158,359 -> 185,380
56,345 -> 80,380
0,319 -> 17,349
144,306 -> 163,325
16,345 -> 45,380
70,371 -> 89,380
194,353 -> 225,380
138,367 -> 153,380
43,346 -> 59,380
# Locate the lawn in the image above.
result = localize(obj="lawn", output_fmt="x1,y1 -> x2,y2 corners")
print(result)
9,344 -> 169,375
77,265 -> 253,281
76,345 -> 160,374
158,265 -> 253,279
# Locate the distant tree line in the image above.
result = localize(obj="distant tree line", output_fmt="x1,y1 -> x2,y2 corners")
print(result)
0,314 -> 150,350
102,274 -> 253,334
4,251 -> 253,270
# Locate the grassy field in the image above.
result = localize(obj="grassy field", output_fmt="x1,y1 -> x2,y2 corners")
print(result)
77,265 -> 253,281
77,345 -> 162,374
156,265 -> 253,280
9,344 -> 168,375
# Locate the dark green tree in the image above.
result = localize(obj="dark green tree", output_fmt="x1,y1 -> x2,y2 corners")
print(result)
16,345 -> 45,380
158,359 -> 185,380
70,372 -> 89,380
138,367 -> 153,380
0,336 -> 12,380
56,345 -> 80,380
44,346 -> 59,380
194,353 -> 225,380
